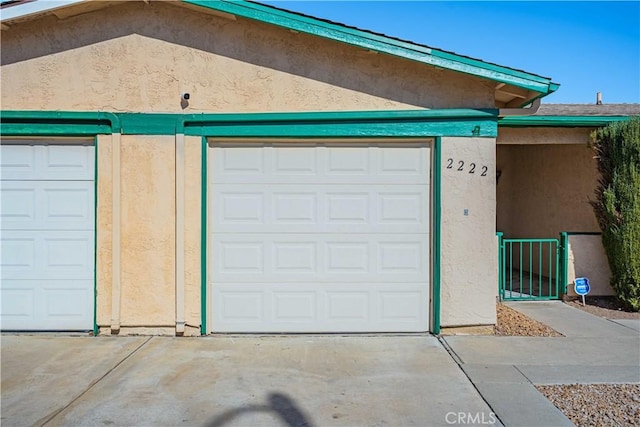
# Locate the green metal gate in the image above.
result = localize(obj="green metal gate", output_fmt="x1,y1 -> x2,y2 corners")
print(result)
497,233 -> 567,301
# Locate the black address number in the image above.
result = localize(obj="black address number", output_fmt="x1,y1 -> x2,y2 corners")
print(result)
446,158 -> 489,177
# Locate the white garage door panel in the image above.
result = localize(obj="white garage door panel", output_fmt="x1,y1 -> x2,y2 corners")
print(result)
1,280 -> 93,330
213,184 -> 429,233
210,143 -> 430,333
1,144 -> 94,181
212,283 -> 428,332
0,142 -> 94,331
1,181 -> 94,230
213,234 -> 427,282
212,146 -> 430,184
1,231 -> 94,280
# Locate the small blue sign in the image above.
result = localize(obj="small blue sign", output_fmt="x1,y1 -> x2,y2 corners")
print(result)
574,277 -> 591,296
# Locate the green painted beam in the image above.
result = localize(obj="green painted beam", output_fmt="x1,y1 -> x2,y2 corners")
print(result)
183,0 -> 558,96
2,109 -> 499,137
0,111 -> 120,135
119,113 -> 182,135
187,120 -> 496,138
499,115 -> 633,128
0,123 -> 112,136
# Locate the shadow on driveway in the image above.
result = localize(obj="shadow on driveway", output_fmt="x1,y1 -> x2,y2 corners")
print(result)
205,392 -> 314,427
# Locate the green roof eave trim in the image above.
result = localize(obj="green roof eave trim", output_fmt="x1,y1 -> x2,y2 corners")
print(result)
0,110 -> 119,135
182,0 -> 559,96
499,115 -> 633,128
1,109 -> 499,138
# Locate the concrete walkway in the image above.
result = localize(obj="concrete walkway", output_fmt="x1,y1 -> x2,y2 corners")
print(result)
443,301 -> 640,427
1,335 -> 498,427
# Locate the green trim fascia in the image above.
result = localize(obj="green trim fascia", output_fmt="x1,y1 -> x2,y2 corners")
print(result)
499,115 -> 632,128
2,109 -> 499,138
200,136 -> 208,335
93,135 -> 99,336
432,137 -> 442,335
183,0 -> 558,96
0,111 -> 120,135
0,123 -> 112,136
120,113 -> 181,135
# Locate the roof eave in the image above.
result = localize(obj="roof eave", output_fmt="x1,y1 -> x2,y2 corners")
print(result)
2,0 -> 560,102
499,115 -> 633,128
184,0 -> 558,99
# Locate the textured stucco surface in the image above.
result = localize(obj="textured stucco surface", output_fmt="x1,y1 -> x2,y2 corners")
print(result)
497,127 -> 594,145
1,1 -> 494,113
119,135 -> 176,326
567,234 -> 613,296
496,144 -> 599,239
184,136 -> 202,330
96,135 -> 113,327
440,137 -> 497,327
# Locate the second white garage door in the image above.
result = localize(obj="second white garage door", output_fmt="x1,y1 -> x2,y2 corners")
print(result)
210,142 -> 431,332
1,141 -> 95,331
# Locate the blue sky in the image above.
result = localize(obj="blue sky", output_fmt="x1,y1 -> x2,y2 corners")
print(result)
261,1 -> 640,104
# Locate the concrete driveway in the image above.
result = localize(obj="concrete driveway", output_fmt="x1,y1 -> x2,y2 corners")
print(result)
1,335 -> 496,427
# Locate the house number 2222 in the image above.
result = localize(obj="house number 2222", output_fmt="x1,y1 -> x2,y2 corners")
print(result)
446,158 -> 488,176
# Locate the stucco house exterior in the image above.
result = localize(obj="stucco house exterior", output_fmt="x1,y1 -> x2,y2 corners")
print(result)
1,0 -> 636,336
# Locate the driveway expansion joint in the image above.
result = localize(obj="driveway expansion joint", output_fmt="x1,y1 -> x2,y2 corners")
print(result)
37,336 -> 153,427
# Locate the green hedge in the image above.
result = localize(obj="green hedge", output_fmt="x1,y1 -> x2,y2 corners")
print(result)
591,117 -> 640,311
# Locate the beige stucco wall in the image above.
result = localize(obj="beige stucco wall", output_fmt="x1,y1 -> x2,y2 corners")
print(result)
497,127 -> 595,145
96,135 -> 177,332
496,143 -> 599,239
440,137 -> 497,327
119,135 -> 176,326
1,2 -> 494,113
567,234 -> 613,296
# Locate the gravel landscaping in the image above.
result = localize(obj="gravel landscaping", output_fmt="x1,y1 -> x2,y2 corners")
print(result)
494,303 -> 563,337
536,383 -> 640,427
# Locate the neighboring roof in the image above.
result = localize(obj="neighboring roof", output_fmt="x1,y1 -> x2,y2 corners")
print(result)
0,0 -> 559,107
500,103 -> 640,127
535,104 -> 640,116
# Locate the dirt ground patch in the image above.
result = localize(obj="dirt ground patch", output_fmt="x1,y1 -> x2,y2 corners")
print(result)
495,303 -> 562,337
537,383 -> 640,426
565,296 -> 640,320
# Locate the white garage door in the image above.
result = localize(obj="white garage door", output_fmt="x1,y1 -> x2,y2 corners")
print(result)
1,141 -> 95,330
210,142 -> 431,332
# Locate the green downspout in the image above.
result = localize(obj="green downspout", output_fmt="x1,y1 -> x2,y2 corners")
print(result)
93,136 -> 99,336
432,137 -> 442,335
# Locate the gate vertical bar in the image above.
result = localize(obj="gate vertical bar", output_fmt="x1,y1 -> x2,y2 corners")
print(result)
538,242 -> 543,298
548,241 -> 552,298
497,232 -> 504,300
509,241 -> 513,298
519,242 -> 523,296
